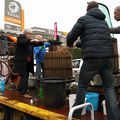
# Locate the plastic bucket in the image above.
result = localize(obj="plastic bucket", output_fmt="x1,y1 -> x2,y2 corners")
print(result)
86,92 -> 99,111
0,80 -> 5,92
41,77 -> 66,108
68,94 -> 86,115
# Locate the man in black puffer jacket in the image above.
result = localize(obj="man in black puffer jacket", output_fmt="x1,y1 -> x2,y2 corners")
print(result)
67,1 -> 120,120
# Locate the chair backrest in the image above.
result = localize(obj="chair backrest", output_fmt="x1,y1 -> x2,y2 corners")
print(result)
68,102 -> 94,120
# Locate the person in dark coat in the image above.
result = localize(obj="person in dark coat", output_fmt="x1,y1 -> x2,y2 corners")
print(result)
67,1 -> 120,120
14,28 -> 45,98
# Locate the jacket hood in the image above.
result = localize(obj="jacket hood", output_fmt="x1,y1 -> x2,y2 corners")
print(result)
18,34 -> 28,40
18,34 -> 26,38
87,8 -> 106,20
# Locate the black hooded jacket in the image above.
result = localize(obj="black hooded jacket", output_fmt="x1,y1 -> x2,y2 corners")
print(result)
14,34 -> 44,74
67,8 -> 114,59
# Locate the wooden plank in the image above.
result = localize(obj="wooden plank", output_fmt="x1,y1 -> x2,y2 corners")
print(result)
0,96 -> 67,120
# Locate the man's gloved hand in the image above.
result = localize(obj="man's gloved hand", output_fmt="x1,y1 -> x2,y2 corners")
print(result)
76,42 -> 81,48
67,41 -> 73,48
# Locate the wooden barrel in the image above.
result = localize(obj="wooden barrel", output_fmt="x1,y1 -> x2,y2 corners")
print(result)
43,46 -> 73,79
112,38 -> 119,74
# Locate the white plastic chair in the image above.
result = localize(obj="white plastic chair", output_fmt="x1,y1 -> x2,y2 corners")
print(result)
68,103 -> 94,120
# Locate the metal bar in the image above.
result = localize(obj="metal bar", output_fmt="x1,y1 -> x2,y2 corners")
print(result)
68,102 -> 94,120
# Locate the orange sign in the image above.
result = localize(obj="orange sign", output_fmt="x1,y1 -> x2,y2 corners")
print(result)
21,9 -> 24,31
4,16 -> 21,25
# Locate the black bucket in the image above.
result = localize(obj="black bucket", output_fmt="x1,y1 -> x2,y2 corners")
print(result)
41,77 -> 66,108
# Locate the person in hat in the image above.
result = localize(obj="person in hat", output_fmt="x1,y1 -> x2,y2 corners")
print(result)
33,35 -> 51,80
33,35 -> 51,97
14,28 -> 46,98
67,1 -> 120,119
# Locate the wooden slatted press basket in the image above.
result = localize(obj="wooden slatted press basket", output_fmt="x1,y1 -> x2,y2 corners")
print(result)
43,45 -> 73,79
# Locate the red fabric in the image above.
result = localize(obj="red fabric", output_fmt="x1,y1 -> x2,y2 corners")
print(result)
26,56 -> 32,62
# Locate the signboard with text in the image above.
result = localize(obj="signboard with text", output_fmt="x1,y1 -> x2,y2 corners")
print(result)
4,23 -> 21,31
4,0 -> 21,25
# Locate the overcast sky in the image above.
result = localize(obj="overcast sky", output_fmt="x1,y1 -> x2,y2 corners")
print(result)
18,0 -> 120,51
18,0 -> 119,32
